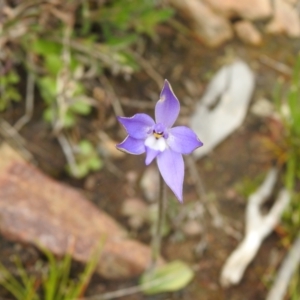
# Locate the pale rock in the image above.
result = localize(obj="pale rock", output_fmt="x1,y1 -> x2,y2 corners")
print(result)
168,0 -> 233,47
203,0 -> 272,20
266,0 -> 300,37
190,60 -> 255,159
183,220 -> 203,236
250,98 -> 275,118
234,21 -> 262,46
283,0 -> 298,4
98,131 -> 125,159
121,198 -> 149,230
140,166 -> 159,202
0,143 -> 163,279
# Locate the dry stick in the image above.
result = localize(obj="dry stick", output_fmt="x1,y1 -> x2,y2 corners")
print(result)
14,71 -> 35,131
266,232 -> 300,300
57,133 -> 78,176
259,55 -> 292,76
54,25 -> 72,133
185,156 -> 241,240
151,173 -> 167,268
220,169 -> 291,287
120,97 -> 156,109
64,38 -> 130,75
82,269 -> 183,300
0,119 -> 34,162
128,50 -> 164,90
99,76 -> 124,117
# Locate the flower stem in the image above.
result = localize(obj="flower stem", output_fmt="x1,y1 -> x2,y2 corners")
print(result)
151,173 -> 167,268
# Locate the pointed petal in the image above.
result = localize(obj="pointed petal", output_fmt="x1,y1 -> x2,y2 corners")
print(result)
116,136 -> 145,155
168,126 -> 203,154
155,80 -> 180,128
157,150 -> 184,202
118,114 -> 155,139
145,147 -> 160,165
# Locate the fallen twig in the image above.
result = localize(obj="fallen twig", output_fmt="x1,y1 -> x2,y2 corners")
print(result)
120,97 -> 155,109
14,71 -> 35,131
220,168 -> 291,287
259,55 -> 292,77
185,156 -> 241,240
266,232 -> 300,300
57,133 -> 78,177
99,76 -> 124,117
0,118 -> 34,162
128,50 -> 164,90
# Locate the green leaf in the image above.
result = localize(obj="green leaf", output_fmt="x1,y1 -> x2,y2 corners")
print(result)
0,98 -> 8,111
38,77 -> 57,104
87,156 -> 102,171
135,8 -> 174,36
140,260 -> 194,295
105,34 -> 137,48
63,111 -> 76,128
79,140 -> 93,155
5,88 -> 21,102
45,54 -> 62,75
70,100 -> 91,115
43,107 -> 55,123
32,39 -> 61,56
7,71 -> 20,84
75,163 -> 89,178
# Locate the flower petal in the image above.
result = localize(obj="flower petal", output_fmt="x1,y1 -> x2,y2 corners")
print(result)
116,136 -> 145,155
145,135 -> 167,152
117,114 -> 155,139
157,149 -> 184,202
155,80 -> 180,128
145,147 -> 160,165
168,126 -> 203,154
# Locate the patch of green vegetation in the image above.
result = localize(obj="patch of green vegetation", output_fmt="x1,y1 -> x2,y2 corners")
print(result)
271,55 -> 300,241
67,139 -> 103,178
0,245 -> 101,300
234,174 -> 265,198
1,0 -> 173,178
140,260 -> 194,295
289,265 -> 300,300
273,55 -> 300,191
0,69 -> 20,111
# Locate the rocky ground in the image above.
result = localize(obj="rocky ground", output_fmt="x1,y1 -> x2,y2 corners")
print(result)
0,0 -> 299,299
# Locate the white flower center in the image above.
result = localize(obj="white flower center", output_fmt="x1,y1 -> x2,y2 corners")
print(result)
144,135 -> 167,152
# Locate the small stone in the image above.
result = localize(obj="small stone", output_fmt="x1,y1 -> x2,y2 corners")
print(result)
0,143 -> 163,279
251,98 -> 275,118
121,198 -> 149,229
121,198 -> 148,217
225,188 -> 238,200
266,0 -> 300,37
234,21 -> 262,46
140,166 -> 159,202
98,131 -> 125,159
168,0 -> 233,47
183,220 -> 203,236
125,171 -> 138,185
204,0 -> 272,20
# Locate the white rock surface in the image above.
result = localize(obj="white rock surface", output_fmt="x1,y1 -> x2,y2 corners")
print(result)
190,60 -> 255,159
203,0 -> 272,20
266,0 -> 300,37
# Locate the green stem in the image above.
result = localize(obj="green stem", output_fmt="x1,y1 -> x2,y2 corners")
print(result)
151,174 -> 167,268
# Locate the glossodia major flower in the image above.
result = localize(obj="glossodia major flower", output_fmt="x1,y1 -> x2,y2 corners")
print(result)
116,80 -> 203,202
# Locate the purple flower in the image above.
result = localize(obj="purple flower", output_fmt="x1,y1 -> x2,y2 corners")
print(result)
116,80 -> 203,202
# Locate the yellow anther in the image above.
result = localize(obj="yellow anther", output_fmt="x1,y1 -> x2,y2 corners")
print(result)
153,132 -> 163,139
